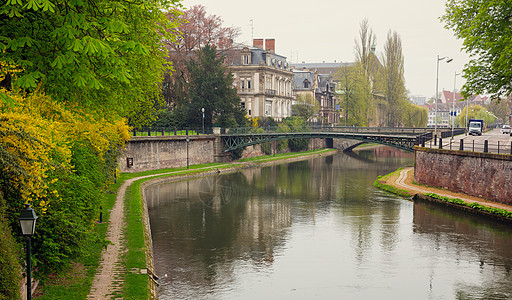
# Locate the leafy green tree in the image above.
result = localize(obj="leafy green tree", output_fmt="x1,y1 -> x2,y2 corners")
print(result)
283,116 -> 309,151
486,96 -> 511,125
381,30 -> 408,127
293,94 -> 318,123
403,104 -> 428,127
442,0 -> 512,99
0,0 -> 181,126
185,45 -> 247,127
336,64 -> 369,126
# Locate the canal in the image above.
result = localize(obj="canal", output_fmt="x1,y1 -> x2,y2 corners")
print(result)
145,147 -> 512,299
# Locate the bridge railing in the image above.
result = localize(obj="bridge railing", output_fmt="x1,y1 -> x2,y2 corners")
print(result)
222,125 -> 435,135
131,126 -> 213,137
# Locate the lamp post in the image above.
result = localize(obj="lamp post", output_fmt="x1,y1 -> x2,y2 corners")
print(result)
201,107 -> 205,134
451,71 -> 461,138
186,136 -> 190,169
435,55 -> 453,142
19,203 -> 38,300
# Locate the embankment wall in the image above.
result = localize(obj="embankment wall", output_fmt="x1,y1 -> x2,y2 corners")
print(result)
414,147 -> 512,205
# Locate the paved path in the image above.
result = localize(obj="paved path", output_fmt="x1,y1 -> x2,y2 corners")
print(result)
391,167 -> 512,212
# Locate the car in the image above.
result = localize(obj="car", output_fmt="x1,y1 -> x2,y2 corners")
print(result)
501,125 -> 511,134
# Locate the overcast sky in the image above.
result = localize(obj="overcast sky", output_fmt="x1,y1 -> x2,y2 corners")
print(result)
180,0 -> 470,99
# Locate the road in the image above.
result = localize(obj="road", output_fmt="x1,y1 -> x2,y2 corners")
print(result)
431,128 -> 512,154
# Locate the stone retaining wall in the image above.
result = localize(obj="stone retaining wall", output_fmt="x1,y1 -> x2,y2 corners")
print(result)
414,147 -> 512,205
119,136 -> 361,173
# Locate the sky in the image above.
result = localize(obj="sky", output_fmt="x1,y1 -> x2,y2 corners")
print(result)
179,0 -> 470,99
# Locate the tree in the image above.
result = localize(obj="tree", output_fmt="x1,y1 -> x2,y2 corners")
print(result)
442,1 -> 512,100
354,19 -> 379,125
0,0 -> 181,126
336,64 -> 368,126
486,96 -> 511,124
185,45 -> 246,127
403,104 -> 428,127
293,94 -> 319,123
381,30 -> 408,126
163,5 -> 241,109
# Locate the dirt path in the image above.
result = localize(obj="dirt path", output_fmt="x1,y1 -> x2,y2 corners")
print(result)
387,167 -> 512,212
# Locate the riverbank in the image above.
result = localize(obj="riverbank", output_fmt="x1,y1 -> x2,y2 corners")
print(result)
33,148 -> 337,299
375,167 -> 512,222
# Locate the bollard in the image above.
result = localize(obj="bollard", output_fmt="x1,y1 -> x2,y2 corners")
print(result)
434,134 -> 437,146
484,140 -> 488,153
459,139 -> 464,151
439,138 -> 443,149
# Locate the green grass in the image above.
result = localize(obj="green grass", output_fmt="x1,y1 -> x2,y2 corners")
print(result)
372,168 -> 413,198
35,179 -> 121,299
424,193 -> 512,219
122,178 -> 149,299
237,148 -> 335,163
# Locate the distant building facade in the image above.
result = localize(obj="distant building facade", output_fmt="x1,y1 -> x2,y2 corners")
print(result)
226,39 -> 293,121
291,62 -> 341,125
427,90 -> 489,127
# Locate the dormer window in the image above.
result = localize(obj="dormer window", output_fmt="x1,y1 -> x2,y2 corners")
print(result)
242,54 -> 249,65
303,79 -> 310,89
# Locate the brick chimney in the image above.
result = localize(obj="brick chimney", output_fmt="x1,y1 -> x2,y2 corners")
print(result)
265,39 -> 275,53
253,38 -> 264,49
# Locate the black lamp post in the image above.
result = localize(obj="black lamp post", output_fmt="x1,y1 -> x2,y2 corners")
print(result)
201,107 -> 205,134
19,203 -> 38,300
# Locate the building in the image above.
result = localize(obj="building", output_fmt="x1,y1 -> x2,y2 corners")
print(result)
291,62 -> 342,125
225,39 -> 293,121
427,90 -> 489,127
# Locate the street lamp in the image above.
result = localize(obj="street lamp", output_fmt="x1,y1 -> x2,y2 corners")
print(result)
435,55 -> 453,142
451,71 -> 461,138
19,203 -> 38,300
186,136 -> 190,169
201,107 -> 205,134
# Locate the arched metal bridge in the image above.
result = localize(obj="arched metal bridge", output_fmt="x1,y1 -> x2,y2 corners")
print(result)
220,126 -> 445,153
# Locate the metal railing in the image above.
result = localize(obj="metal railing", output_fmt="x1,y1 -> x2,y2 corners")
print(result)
422,138 -> 512,155
131,127 -> 213,137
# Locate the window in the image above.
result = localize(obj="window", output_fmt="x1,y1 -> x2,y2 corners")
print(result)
303,79 -> 310,89
243,55 -> 249,65
241,102 -> 246,108
265,101 -> 272,116
247,80 -> 251,89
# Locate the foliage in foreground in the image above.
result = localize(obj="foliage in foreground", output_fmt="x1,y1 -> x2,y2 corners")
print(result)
442,0 -> 512,100
0,89 -> 130,291
0,0 -> 182,127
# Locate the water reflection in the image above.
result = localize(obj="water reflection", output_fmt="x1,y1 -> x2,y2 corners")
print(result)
146,147 -> 512,299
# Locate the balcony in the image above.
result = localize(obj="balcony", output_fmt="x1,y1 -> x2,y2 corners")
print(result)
265,89 -> 277,96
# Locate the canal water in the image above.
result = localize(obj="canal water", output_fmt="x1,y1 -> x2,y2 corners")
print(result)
146,147 -> 512,300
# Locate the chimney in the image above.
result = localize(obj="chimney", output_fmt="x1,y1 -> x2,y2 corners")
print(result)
253,38 -> 264,49
265,39 -> 275,53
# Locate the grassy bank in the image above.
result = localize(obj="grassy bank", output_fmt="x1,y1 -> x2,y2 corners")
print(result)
34,148 -> 335,299
372,168 -> 413,198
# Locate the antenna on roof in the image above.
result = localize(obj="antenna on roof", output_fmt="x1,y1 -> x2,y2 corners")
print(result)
250,19 -> 254,41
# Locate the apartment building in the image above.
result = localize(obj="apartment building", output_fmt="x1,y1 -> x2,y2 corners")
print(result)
226,39 -> 293,121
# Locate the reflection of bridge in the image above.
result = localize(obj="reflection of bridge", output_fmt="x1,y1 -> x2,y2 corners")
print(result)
219,127 -> 455,152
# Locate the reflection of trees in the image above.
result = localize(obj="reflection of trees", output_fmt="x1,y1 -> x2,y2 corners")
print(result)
147,150 -> 415,297
414,201 -> 512,297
